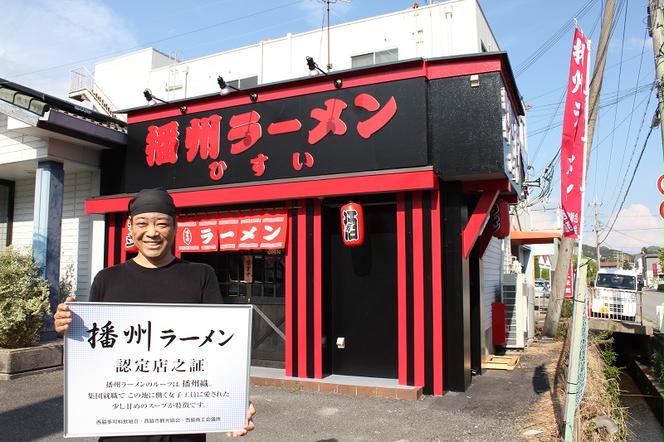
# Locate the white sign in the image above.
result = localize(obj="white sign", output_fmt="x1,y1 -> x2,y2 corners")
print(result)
64,303 -> 252,438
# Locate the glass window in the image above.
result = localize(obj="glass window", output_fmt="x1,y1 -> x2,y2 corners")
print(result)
216,251 -> 284,300
239,76 -> 258,88
351,53 -> 374,68
375,48 -> 398,64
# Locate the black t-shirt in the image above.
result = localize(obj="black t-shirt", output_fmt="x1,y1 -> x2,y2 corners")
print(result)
90,258 -> 222,304
90,258 -> 222,442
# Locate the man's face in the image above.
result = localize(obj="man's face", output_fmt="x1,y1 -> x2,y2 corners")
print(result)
129,212 -> 175,261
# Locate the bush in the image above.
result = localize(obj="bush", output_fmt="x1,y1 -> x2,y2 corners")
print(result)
0,247 -> 50,348
561,299 -> 573,318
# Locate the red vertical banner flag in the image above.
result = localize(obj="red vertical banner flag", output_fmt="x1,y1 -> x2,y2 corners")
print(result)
561,28 -> 590,238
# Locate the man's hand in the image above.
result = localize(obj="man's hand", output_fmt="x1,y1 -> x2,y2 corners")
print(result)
226,401 -> 255,437
54,297 -> 75,336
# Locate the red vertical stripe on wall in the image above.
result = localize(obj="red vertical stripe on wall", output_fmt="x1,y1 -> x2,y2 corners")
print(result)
396,193 -> 407,385
297,200 -> 308,378
313,200 -> 322,378
284,204 -> 293,377
412,191 -> 425,387
431,189 -> 444,395
107,215 -> 116,267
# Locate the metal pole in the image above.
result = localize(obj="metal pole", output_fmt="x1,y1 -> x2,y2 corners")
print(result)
648,0 -> 664,158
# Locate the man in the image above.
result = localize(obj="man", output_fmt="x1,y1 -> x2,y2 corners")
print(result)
54,188 -> 255,442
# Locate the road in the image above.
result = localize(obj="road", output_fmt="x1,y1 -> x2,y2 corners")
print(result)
640,289 -> 663,330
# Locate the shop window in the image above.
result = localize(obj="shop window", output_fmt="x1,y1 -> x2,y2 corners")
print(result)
0,181 -> 14,250
351,49 -> 398,68
218,250 -> 284,301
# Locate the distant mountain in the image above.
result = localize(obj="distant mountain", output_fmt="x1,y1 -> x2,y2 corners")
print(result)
581,244 -> 633,261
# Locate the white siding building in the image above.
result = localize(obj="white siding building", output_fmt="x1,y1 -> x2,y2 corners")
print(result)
72,0 -> 500,112
0,81 -> 125,313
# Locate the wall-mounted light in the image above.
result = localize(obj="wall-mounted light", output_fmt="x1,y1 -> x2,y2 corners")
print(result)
217,76 -> 240,95
306,56 -> 327,76
334,79 -> 343,89
217,76 -> 258,102
143,88 -> 187,114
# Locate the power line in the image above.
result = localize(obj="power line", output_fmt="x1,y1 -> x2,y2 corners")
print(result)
604,26 -> 650,205
514,0 -> 600,77
599,115 -> 657,245
600,0 -> 629,201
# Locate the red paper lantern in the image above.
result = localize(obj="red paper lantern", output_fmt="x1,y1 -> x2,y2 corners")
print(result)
340,202 -> 364,247
125,219 -> 138,254
490,199 -> 510,239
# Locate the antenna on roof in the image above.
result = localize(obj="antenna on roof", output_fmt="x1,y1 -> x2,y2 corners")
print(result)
320,0 -> 350,72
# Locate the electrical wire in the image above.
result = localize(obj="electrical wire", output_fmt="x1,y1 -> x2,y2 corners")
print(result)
600,0 -> 629,201
604,26 -> 649,205
599,114 -> 657,245
601,82 -> 656,227
514,0 -> 600,77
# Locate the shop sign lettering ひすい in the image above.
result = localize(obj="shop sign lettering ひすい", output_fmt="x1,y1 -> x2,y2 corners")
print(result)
177,211 -> 288,253
124,79 -> 428,191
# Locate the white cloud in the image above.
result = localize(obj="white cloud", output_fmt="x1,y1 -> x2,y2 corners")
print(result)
527,207 -> 560,231
602,203 -> 662,253
0,0 -> 138,98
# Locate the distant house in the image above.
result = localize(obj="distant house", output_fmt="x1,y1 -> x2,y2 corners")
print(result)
634,252 -> 662,287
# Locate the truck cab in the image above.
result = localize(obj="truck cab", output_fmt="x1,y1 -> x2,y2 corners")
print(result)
590,268 -> 639,321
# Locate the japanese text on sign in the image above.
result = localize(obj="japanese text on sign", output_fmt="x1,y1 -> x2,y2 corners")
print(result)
64,303 -> 252,438
144,94 -> 398,182
561,28 -> 590,238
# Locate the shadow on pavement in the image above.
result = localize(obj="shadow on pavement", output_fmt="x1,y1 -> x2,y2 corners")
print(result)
0,395 -> 64,442
532,364 -> 551,394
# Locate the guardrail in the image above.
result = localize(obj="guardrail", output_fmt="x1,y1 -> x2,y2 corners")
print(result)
589,287 -> 642,324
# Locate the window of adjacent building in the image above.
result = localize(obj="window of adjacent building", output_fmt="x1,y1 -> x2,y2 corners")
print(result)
351,48 -> 399,68
227,76 -> 259,89
0,181 -> 14,250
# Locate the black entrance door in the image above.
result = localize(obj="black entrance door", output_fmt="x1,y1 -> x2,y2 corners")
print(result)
323,202 -> 398,378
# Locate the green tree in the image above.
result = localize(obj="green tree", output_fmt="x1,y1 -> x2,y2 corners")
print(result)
622,260 -> 633,270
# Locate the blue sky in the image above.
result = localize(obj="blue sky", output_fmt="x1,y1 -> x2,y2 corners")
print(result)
1,0 -> 661,252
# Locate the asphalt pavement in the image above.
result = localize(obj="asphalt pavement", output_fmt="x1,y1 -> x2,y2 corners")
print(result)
0,338 -> 646,442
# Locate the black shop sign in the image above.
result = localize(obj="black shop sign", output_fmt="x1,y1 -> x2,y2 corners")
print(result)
123,78 -> 428,192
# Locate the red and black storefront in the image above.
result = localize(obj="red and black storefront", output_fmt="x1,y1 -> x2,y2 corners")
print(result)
85,53 -> 525,396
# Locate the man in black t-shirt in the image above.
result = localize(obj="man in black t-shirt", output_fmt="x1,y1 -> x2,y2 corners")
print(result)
54,188 -> 255,442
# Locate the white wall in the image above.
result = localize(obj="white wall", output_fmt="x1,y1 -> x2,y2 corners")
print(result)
90,0 -> 499,111
481,236 -> 503,357
12,171 -> 97,300
0,115 -> 47,164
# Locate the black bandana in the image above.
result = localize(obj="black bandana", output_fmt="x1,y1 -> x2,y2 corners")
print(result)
128,188 -> 176,218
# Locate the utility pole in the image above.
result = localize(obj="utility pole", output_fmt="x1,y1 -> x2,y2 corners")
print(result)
593,200 -> 602,267
543,0 -> 617,337
648,0 -> 663,157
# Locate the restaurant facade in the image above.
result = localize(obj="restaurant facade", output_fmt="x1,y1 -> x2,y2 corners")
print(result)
84,53 -> 526,395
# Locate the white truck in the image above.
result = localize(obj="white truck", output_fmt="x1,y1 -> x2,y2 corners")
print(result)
590,268 -> 641,321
